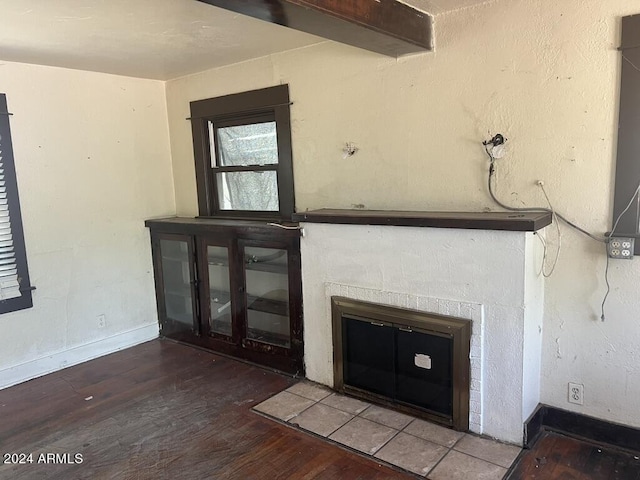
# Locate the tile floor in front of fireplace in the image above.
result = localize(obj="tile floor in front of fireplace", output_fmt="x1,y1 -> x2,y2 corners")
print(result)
253,381 -> 521,479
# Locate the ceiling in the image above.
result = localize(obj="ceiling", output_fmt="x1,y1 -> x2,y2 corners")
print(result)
0,0 -> 492,81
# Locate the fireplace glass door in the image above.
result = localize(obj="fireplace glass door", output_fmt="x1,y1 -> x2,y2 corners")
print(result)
396,328 -> 453,417
343,316 -> 395,398
343,316 -> 454,418
334,297 -> 470,430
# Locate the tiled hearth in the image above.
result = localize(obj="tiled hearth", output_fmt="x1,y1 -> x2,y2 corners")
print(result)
253,381 -> 521,479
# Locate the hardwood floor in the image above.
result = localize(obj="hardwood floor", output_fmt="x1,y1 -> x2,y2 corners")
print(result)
508,431 -> 640,480
0,340 -> 414,480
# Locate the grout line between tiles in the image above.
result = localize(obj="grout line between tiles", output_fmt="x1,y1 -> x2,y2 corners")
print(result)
423,447 -> 452,479
319,396 -> 371,415
449,449 -> 514,471
450,433 -> 466,449
261,390 -> 320,421
395,429 -> 458,450
258,387 -> 515,476
450,434 -> 520,470
355,404 -> 416,432
252,408 -> 423,479
285,383 -> 333,403
322,409 -> 357,438
371,428 -> 401,457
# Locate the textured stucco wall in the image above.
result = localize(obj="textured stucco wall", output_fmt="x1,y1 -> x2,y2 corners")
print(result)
0,61 -> 174,379
166,0 -> 640,432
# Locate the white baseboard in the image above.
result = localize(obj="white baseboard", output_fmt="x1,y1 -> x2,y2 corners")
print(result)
0,323 -> 160,390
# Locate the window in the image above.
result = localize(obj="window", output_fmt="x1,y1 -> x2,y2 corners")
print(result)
0,94 -> 33,313
612,14 -> 640,254
189,85 -> 295,220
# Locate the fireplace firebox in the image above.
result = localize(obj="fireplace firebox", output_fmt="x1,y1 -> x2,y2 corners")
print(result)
332,296 -> 471,430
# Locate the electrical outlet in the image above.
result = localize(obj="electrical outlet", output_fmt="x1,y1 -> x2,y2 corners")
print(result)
97,314 -> 106,329
568,382 -> 584,405
608,237 -> 635,259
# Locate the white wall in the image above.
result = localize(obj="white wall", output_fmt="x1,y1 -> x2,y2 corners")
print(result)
0,61 -> 174,387
165,0 -> 640,430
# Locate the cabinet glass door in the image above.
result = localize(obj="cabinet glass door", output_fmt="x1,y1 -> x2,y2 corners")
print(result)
244,246 -> 290,348
206,245 -> 232,337
159,238 -> 196,333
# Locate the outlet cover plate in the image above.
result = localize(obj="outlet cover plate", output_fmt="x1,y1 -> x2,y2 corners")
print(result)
608,237 -> 635,259
568,382 -> 584,405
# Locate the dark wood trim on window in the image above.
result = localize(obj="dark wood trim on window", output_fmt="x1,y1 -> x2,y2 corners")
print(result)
612,14 -> 640,253
190,85 -> 295,222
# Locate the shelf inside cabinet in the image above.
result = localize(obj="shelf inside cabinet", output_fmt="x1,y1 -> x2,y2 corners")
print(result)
247,294 -> 288,317
247,328 -> 290,348
208,255 -> 288,274
164,285 -> 193,298
167,312 -> 195,326
209,288 -> 288,317
162,255 -> 190,263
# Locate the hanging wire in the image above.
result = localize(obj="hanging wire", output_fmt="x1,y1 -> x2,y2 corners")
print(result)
538,183 -> 561,277
601,182 -> 640,321
601,254 -> 611,322
483,139 -> 640,321
622,54 -> 640,74
608,183 -> 640,239
534,231 -> 548,277
485,144 -> 606,243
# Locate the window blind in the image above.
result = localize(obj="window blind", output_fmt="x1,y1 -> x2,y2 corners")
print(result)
0,93 -> 33,312
0,165 -> 21,300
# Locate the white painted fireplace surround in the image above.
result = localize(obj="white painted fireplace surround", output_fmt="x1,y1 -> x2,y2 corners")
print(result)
299,221 -> 544,445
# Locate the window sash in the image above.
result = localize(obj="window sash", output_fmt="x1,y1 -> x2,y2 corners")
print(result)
190,85 -> 295,221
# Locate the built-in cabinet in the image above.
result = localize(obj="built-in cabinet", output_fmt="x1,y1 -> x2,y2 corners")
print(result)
146,218 -> 303,374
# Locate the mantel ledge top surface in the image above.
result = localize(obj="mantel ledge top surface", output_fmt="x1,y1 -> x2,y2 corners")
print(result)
292,208 -> 551,232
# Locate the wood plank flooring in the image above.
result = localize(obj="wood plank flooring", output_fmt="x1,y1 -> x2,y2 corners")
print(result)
508,431 -> 640,480
0,340 -> 413,480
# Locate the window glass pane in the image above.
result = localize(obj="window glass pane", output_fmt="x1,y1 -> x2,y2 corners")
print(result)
216,171 -> 279,211
207,245 -> 232,336
212,122 -> 278,167
160,239 -> 193,327
244,247 -> 290,348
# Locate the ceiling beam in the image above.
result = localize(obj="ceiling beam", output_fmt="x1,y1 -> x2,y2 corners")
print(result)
197,0 -> 432,57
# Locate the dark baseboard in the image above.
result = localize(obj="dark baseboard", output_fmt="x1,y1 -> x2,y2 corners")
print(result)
524,404 -> 640,453
523,404 -> 545,448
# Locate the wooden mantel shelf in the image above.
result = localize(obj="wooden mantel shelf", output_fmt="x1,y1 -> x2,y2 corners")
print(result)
292,209 -> 552,232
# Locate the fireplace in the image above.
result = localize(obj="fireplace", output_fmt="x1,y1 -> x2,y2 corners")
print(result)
296,211 -> 548,445
332,296 -> 471,430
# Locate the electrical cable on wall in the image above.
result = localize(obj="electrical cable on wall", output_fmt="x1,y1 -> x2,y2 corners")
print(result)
482,134 -> 640,321
537,181 -> 561,277
483,136 -> 606,243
